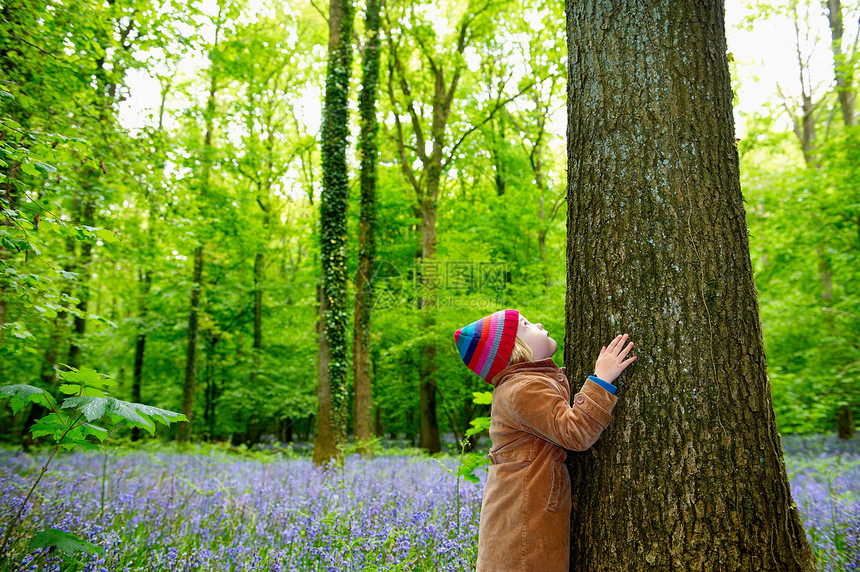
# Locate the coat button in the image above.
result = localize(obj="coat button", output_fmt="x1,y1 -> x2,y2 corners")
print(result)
556,374 -> 565,381
575,394 -> 585,404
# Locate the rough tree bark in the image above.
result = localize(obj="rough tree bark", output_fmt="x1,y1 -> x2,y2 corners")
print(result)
352,0 -> 381,455
564,1 -> 815,569
314,0 -> 354,466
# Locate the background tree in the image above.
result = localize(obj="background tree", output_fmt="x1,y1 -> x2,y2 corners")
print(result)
179,1 -> 232,442
353,0 -> 383,454
564,0 -> 815,569
315,0 -> 355,465
739,0 -> 859,435
382,0 -> 528,452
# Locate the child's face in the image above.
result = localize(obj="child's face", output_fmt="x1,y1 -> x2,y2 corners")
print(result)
516,314 -> 557,360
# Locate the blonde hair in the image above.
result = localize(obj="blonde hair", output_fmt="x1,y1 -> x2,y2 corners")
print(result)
508,336 -> 534,365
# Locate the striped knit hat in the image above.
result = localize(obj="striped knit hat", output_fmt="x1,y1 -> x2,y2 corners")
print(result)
454,309 -> 520,383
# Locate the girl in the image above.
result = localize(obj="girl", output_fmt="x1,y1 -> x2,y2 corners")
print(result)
453,309 -> 636,572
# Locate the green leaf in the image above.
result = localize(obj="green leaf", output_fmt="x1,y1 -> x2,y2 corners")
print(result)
61,396 -> 108,422
33,162 -> 57,174
80,423 -> 108,442
57,366 -> 116,389
472,391 -> 493,405
0,90 -> 14,99
29,528 -> 102,556
103,399 -> 153,431
58,384 -> 103,396
30,412 -> 69,440
94,228 -> 118,243
3,118 -> 21,131
34,305 -> 58,319
465,416 -> 491,437
431,456 -> 456,478
457,453 -> 490,484
0,384 -> 57,414
59,439 -> 100,451
57,423 -> 108,449
131,402 -> 188,426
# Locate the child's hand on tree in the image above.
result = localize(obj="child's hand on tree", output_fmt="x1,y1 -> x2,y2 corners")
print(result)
594,334 -> 637,384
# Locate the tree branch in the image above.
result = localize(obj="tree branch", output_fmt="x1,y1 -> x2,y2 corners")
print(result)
309,0 -> 329,25
385,18 -> 429,164
445,80 -> 536,167
386,58 -> 422,196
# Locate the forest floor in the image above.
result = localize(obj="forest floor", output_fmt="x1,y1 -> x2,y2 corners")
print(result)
0,435 -> 856,571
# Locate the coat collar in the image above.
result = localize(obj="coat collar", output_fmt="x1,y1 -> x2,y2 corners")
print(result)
489,357 -> 564,387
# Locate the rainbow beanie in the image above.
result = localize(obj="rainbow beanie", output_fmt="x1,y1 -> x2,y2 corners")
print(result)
454,309 -> 520,383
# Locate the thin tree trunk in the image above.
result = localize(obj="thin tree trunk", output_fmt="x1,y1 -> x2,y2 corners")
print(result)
315,285 -> 337,463
180,245 -> 203,442
131,268 -> 150,441
825,0 -> 856,126
564,1 -> 815,569
67,197 -> 94,369
353,0 -> 382,456
314,0 -> 354,465
204,340 -> 213,439
251,251 -> 263,385
533,134 -> 555,292
491,114 -> 506,196
179,49 -> 219,442
132,80 -> 168,441
784,5 -> 836,329
418,197 -> 440,453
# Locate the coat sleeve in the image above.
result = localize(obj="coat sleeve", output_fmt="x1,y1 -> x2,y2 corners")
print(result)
508,377 -> 619,452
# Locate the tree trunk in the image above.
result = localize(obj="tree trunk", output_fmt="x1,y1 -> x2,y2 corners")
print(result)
533,135 -> 554,292
67,196 -> 94,369
825,0 -> 856,127
131,268 -> 150,441
352,0 -> 381,456
836,404 -> 855,439
315,282 -> 338,463
203,336 -> 216,440
385,14 -> 485,454
314,0 -> 354,466
564,1 -> 815,569
251,250 -> 263,385
180,245 -> 203,442
418,318 -> 440,451
179,53 -> 219,442
491,114 -> 507,196
418,196 -> 440,453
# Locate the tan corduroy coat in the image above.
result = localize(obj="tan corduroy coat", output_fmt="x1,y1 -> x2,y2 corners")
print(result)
476,357 -> 619,572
